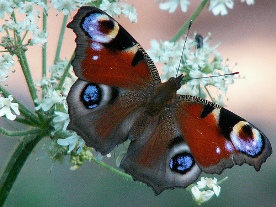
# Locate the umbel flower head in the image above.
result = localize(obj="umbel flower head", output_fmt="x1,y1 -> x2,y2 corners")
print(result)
147,34 -> 238,104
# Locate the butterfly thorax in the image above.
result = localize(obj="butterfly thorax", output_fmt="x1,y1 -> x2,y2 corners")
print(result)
144,75 -> 183,116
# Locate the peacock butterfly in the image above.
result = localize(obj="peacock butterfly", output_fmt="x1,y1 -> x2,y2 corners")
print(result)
66,6 -> 272,195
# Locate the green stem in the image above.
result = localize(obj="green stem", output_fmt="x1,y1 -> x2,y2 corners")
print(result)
54,15 -> 68,63
56,53 -> 74,91
0,127 -> 40,136
11,12 -> 38,103
91,157 -> 133,180
204,85 -> 215,103
170,0 -> 209,42
42,8 -> 47,78
0,134 -> 45,205
17,51 -> 38,103
14,117 -> 40,127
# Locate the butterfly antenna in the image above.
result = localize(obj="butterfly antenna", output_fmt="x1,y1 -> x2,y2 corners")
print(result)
176,20 -> 193,77
191,72 -> 240,80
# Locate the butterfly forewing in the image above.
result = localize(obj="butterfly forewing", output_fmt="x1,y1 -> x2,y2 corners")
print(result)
67,6 -> 160,89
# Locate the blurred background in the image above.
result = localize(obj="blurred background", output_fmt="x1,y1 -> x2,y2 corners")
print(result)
1,0 -> 275,206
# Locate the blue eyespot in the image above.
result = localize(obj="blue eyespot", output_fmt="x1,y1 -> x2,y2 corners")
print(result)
82,13 -> 115,43
81,83 -> 101,109
230,122 -> 264,157
169,153 -> 194,174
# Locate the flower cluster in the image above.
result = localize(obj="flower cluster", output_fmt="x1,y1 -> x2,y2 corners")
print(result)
158,0 -> 255,15
100,0 -> 137,22
190,177 -> 226,205
52,0 -> 137,22
147,34 -> 238,104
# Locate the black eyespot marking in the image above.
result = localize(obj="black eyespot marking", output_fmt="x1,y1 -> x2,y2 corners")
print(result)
109,86 -> 119,104
219,107 -> 245,139
132,50 -> 144,66
81,83 -> 102,109
242,124 -> 253,137
200,104 -> 216,118
105,26 -> 136,50
99,19 -> 115,33
168,136 -> 184,149
169,153 -> 195,174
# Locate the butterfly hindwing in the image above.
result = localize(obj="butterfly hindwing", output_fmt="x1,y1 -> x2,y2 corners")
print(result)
67,79 -> 156,154
120,106 -> 201,195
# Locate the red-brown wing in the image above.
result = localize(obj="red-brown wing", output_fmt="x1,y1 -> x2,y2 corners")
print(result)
120,107 -> 201,195
68,6 -> 160,89
176,95 -> 272,174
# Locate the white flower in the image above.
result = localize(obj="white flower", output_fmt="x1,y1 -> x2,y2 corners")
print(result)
76,0 -> 96,7
57,133 -> 84,153
186,53 -> 206,70
190,177 -> 222,205
147,40 -> 166,62
0,0 -> 13,19
36,77 -> 56,87
100,0 -> 122,17
121,4 -> 137,23
35,90 -> 65,111
62,77 -> 75,96
0,54 -> 15,81
33,0 -> 50,11
53,111 -> 69,131
159,0 -> 190,13
147,39 -> 183,77
0,95 -> 20,121
241,0 -> 255,5
191,186 -> 215,204
30,29 -> 48,45
209,0 -> 234,16
49,59 -> 69,78
52,0 -> 77,15
18,2 -> 40,18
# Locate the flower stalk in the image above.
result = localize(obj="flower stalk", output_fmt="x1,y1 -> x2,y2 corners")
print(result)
171,0 -> 209,42
0,134 -> 45,206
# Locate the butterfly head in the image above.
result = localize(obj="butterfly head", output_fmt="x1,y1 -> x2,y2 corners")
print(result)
167,74 -> 184,91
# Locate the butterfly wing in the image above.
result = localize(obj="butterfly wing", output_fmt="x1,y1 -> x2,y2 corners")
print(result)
67,7 -> 160,154
175,95 -> 272,174
120,106 -> 201,195
120,94 -> 272,195
67,6 -> 160,89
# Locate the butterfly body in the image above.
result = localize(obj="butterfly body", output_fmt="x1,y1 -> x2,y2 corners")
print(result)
67,6 -> 272,195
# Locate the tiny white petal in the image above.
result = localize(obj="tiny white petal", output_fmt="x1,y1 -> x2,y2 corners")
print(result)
213,185 -> 221,196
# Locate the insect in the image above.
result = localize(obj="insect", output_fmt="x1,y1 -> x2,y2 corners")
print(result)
67,6 -> 272,195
